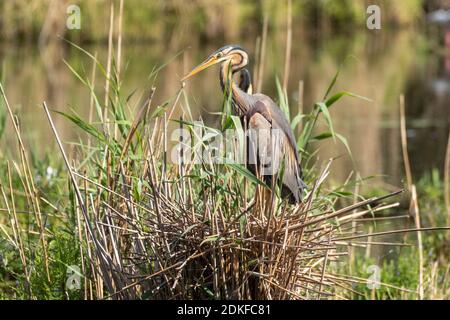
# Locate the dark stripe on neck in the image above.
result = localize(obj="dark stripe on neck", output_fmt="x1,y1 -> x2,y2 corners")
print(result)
220,61 -> 250,116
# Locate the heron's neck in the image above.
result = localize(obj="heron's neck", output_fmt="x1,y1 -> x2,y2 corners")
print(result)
220,61 -> 251,116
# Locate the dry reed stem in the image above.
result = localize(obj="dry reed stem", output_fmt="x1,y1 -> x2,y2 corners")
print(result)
399,95 -> 412,189
297,80 -> 304,136
253,36 -> 261,84
256,13 -> 268,93
105,0 -> 114,109
116,0 -> 124,80
0,82 -> 51,282
399,94 -> 423,299
282,0 -> 292,92
445,131 -> 450,225
333,226 -> 450,241
411,185 -> 424,299
43,102 -> 120,296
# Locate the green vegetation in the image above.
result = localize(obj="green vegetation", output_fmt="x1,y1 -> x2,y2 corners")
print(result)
339,170 -> 450,299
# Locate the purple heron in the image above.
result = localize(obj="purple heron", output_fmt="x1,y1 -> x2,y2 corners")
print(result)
182,45 -> 306,204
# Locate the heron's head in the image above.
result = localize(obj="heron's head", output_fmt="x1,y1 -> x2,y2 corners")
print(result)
181,45 -> 248,81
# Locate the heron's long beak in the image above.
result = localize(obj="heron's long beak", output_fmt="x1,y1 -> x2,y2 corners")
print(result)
181,56 -> 223,81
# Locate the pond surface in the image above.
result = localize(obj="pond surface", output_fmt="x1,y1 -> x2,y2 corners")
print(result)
0,25 -> 449,188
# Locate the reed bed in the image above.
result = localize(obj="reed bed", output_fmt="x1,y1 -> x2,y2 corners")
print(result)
40,90 -> 406,299
45,94 -> 407,299
3,48 -> 443,299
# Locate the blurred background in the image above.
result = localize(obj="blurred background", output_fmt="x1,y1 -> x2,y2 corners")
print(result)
0,0 -> 449,189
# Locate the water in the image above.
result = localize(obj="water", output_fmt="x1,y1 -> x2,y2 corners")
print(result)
0,26 -> 449,188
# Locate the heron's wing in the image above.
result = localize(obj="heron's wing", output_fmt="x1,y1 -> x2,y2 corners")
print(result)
246,111 -> 274,176
245,99 -> 306,203
252,94 -> 300,162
